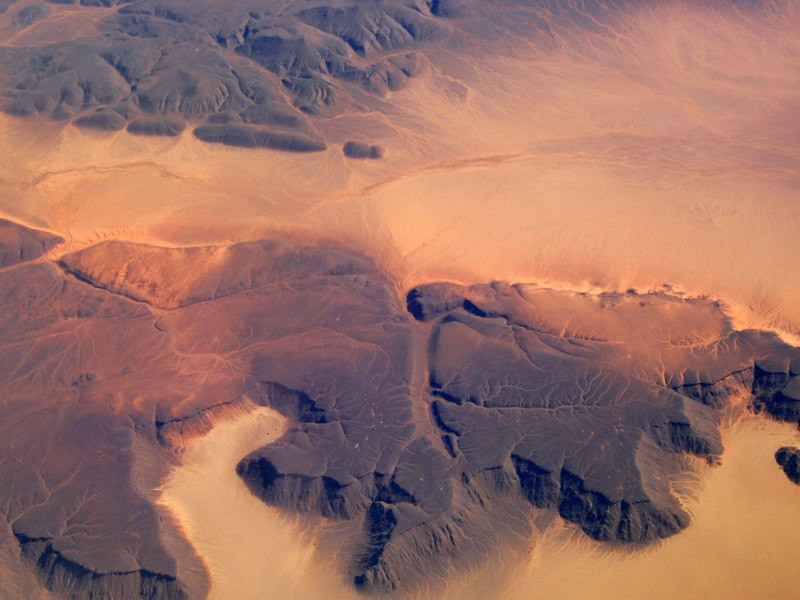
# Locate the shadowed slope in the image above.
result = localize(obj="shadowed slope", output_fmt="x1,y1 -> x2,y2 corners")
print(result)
775,446 -> 800,484
0,218 -> 62,267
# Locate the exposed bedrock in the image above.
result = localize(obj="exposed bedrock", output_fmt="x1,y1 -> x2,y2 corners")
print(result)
0,0 -> 452,146
3,225 -> 800,596
192,124 -> 326,152
15,534 -> 187,600
127,116 -> 187,137
13,4 -> 50,27
343,140 -> 386,159
73,108 -> 127,131
402,283 -> 799,548
236,278 -> 798,591
753,366 -> 800,425
775,447 -> 800,485
3,232 -> 426,597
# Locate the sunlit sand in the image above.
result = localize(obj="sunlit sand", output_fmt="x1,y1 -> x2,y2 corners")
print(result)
159,407 -> 355,600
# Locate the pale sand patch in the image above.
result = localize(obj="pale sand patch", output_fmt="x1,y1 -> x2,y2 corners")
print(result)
158,407 -> 355,600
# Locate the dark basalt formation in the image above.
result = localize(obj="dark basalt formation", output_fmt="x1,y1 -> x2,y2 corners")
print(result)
2,222 -> 799,597
193,124 -> 327,151
753,366 -> 800,426
0,218 -> 63,267
15,534 -> 187,600
775,447 -> 800,485
0,0 -> 454,150
73,108 -> 128,131
343,140 -> 385,159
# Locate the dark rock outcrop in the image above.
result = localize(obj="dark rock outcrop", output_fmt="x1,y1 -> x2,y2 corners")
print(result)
193,124 -> 326,152
73,108 -> 127,131
775,447 -> 800,485
13,4 -> 49,27
236,279 -> 799,590
343,141 -> 385,159
3,233 -> 800,596
0,0 -> 448,144
753,366 -> 800,425
15,534 -> 187,600
127,117 -> 186,137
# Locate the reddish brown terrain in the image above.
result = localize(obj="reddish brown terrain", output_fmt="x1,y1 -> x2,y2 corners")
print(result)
0,1 -> 799,599
1,219 -> 798,598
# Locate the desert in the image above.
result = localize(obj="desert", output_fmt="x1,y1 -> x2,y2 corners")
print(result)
0,1 -> 798,598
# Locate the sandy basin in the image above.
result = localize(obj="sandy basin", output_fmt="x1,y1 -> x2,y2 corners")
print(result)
158,408 -> 349,599
160,408 -> 800,600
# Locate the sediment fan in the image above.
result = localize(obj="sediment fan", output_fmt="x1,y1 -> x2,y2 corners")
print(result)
0,0 -> 799,599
